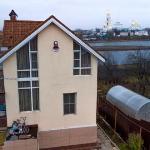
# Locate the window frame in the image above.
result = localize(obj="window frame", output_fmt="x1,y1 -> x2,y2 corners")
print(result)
63,93 -> 77,115
17,37 -> 40,112
73,42 -> 91,75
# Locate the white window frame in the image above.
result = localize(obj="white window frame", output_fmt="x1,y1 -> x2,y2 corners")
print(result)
18,80 -> 39,112
17,39 -> 39,112
63,93 -> 77,115
73,44 -> 91,75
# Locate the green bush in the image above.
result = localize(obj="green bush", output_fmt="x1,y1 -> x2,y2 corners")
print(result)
119,133 -> 144,150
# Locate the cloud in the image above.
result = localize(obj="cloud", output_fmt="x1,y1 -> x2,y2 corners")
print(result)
0,0 -> 150,30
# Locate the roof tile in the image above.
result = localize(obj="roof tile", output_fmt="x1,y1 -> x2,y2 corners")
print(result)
0,31 -> 3,47
3,20 -> 43,48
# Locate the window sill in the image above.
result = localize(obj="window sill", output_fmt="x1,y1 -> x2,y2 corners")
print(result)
19,110 -> 40,113
63,113 -> 76,116
73,74 -> 92,76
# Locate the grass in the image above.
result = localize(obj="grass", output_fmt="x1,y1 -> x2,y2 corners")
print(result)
0,132 -> 6,146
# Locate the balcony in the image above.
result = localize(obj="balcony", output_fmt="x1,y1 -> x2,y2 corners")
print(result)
2,125 -> 38,150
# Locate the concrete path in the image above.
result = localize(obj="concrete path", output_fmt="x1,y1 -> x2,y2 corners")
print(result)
97,126 -> 119,150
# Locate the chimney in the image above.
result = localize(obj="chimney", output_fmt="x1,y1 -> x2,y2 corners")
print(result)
9,10 -> 18,20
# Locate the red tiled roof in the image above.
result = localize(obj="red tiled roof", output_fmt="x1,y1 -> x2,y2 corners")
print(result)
3,20 -> 43,48
0,31 -> 3,46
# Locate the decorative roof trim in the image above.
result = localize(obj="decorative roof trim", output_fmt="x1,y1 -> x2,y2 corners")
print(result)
0,16 -> 105,63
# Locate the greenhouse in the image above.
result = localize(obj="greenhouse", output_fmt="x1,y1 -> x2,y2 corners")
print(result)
106,85 -> 150,122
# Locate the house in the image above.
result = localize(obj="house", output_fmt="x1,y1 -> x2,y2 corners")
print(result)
0,10 -> 105,149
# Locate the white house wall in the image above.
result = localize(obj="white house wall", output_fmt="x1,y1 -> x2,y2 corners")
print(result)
3,24 -> 98,132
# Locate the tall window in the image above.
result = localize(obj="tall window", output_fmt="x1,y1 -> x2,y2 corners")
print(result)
17,36 -> 39,112
63,93 -> 76,115
73,41 -> 91,75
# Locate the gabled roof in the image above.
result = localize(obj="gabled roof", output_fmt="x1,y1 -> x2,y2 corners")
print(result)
3,20 -> 42,48
0,15 -> 105,63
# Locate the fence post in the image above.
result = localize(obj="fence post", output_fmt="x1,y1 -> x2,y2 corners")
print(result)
139,127 -> 142,138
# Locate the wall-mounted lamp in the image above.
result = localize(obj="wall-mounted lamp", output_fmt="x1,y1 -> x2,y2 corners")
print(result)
53,41 -> 59,51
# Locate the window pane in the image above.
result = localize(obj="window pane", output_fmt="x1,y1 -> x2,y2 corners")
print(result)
32,71 -> 38,77
18,81 -> 30,88
18,71 -> 30,78
31,53 -> 38,69
74,52 -> 80,59
73,42 -> 80,50
30,36 -> 37,51
32,62 -> 37,69
63,93 -> 76,115
19,89 -> 31,111
17,43 -> 30,70
70,93 -> 75,103
81,48 -> 91,67
33,88 -> 39,110
63,94 -> 70,104
81,69 -> 91,75
64,104 -> 69,115
32,81 -> 39,87
70,104 -> 75,114
73,69 -> 79,75
74,60 -> 80,67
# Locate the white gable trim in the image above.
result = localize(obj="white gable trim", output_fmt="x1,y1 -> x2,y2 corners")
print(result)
52,18 -> 105,62
0,17 -> 105,63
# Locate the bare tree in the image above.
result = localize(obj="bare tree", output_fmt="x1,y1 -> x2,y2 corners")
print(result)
127,50 -> 150,96
98,51 -> 124,84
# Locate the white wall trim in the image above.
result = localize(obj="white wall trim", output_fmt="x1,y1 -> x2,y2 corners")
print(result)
40,124 -> 97,132
0,16 -> 105,64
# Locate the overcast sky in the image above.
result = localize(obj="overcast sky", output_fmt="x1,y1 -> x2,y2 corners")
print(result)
0,0 -> 150,30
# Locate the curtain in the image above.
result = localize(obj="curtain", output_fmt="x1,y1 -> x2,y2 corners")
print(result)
17,43 -> 30,70
19,89 -> 31,111
31,53 -> 38,69
30,36 -> 37,51
33,88 -> 39,110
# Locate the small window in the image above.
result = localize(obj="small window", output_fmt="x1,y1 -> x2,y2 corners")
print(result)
73,41 -> 91,75
63,93 -> 76,115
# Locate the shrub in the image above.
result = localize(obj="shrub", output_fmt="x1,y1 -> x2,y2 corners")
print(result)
120,133 -> 144,150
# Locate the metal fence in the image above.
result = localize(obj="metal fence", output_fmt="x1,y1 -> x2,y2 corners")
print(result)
97,96 -> 150,150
